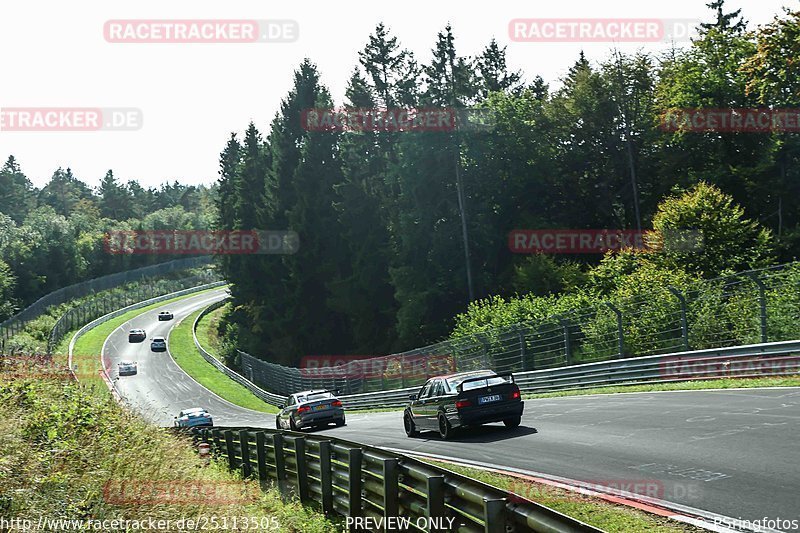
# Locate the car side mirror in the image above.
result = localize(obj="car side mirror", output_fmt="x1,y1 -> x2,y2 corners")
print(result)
408,394 -> 417,401
278,404 -> 285,409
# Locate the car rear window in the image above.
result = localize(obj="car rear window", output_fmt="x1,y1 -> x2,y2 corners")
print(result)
447,374 -> 507,391
305,392 -> 333,401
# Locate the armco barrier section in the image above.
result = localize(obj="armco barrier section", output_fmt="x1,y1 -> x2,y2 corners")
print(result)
338,341 -> 800,409
182,426 -> 601,533
49,271 -> 220,353
68,281 -> 227,384
240,262 -> 800,396
1,256 -> 213,343
193,301 -> 286,406
190,300 -> 800,409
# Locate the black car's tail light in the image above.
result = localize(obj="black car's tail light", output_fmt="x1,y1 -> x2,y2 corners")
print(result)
297,406 -> 311,413
455,399 -> 471,409
331,400 -> 343,407
511,389 -> 521,400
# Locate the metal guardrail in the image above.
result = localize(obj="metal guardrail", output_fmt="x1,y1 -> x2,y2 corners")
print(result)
239,262 -> 800,397
68,281 -> 227,383
1,256 -> 214,343
49,272 -> 221,353
180,426 -> 601,533
192,301 -> 287,407
336,341 -> 800,409
190,297 -> 800,410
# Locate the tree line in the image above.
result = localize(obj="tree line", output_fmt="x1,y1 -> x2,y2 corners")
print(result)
215,2 -> 800,366
0,158 -> 216,319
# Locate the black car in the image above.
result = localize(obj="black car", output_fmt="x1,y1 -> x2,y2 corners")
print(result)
128,328 -> 146,342
276,390 -> 345,431
158,311 -> 173,321
403,370 -> 523,439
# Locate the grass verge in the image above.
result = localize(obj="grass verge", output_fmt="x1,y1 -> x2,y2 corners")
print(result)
195,303 -> 227,356
0,377 -> 340,532
421,459 -> 703,532
71,287 -> 221,393
524,376 -> 800,399
168,308 -> 278,414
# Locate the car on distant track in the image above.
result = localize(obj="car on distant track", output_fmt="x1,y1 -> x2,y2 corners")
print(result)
276,390 -> 345,431
117,360 -> 138,376
158,311 -> 174,321
128,328 -> 146,342
150,336 -> 167,352
403,370 -> 523,440
174,407 -> 213,428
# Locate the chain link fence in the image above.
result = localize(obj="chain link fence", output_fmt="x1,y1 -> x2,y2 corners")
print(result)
239,262 -> 800,396
0,257 -> 214,344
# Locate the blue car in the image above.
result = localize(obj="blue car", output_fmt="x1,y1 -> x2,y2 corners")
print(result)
174,407 -> 213,428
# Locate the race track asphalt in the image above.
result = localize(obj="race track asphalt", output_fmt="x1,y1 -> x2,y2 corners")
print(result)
103,288 -> 800,528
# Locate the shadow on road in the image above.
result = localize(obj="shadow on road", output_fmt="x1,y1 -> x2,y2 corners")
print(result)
415,424 -> 539,443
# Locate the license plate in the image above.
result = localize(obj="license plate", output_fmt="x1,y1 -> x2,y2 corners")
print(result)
315,405 -> 328,410
478,394 -> 501,404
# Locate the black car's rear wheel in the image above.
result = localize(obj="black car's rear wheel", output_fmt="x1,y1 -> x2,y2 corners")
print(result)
404,413 -> 419,437
503,416 -> 522,428
438,413 -> 453,440
275,417 -> 282,429
335,416 -> 346,427
289,417 -> 298,431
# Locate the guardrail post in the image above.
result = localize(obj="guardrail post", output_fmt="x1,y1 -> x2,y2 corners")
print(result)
746,273 -> 769,343
348,448 -> 363,527
272,433 -> 287,498
211,429 -> 223,455
483,497 -> 507,533
605,302 -> 625,358
319,441 -> 334,515
223,430 -> 237,471
294,437 -> 310,503
667,286 -> 690,351
518,327 -> 529,370
560,319 -> 572,365
426,475 -> 446,533
255,432 -> 268,483
239,430 -> 252,479
382,458 -> 399,520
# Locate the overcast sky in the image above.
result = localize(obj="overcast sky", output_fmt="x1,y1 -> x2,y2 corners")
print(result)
0,0 -> 793,189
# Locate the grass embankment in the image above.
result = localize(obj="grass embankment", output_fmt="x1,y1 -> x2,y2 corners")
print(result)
524,376 -> 800,399
422,459 -> 703,532
168,307 -> 278,414
70,288 -> 221,393
0,377 -> 339,532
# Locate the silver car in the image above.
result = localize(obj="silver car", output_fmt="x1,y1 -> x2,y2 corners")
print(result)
118,360 -> 138,376
150,336 -> 167,352
276,390 -> 345,431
